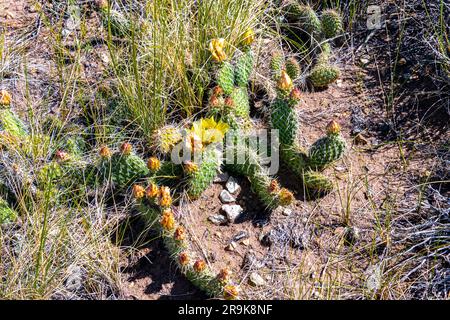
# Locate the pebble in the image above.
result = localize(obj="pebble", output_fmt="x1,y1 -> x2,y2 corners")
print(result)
231,231 -> 249,242
282,208 -> 292,216
219,190 -> 236,203
222,204 -> 243,223
225,176 -> 241,194
208,214 -> 227,226
242,239 -> 250,246
225,241 -> 237,251
249,272 -> 266,287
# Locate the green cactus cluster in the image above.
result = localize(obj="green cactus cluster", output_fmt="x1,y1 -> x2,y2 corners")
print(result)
282,3 -> 343,88
269,54 -> 346,193
208,41 -> 254,123
0,196 -> 17,224
205,36 -> 294,210
133,182 -> 238,299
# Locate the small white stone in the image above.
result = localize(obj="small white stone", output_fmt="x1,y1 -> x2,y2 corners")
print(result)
222,204 -> 243,223
219,190 -> 236,203
282,208 -> 292,216
226,176 -> 241,194
249,272 -> 266,286
225,241 -> 237,251
242,239 -> 250,246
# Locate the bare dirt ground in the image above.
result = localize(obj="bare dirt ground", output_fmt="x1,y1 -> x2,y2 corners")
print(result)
2,0 -> 448,299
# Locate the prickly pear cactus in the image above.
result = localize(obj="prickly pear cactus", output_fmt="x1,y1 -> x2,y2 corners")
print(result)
270,98 -> 298,146
308,120 -> 346,169
0,197 -> 16,224
184,148 -> 221,199
321,9 -> 343,39
235,50 -> 254,87
285,57 -> 301,80
308,63 -> 340,88
101,143 -> 149,189
0,109 -> 28,138
226,146 -> 293,209
217,62 -> 235,95
285,3 -> 322,38
302,170 -> 333,192
134,184 -> 238,299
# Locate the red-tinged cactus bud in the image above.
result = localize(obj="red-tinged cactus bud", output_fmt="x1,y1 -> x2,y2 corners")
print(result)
278,70 -> 293,92
290,87 -> 301,101
217,268 -> 232,284
160,208 -> 175,230
99,145 -> 112,158
55,150 -> 69,162
146,183 -> 159,199
120,142 -> 132,155
268,179 -> 280,193
224,97 -> 234,108
209,95 -> 220,107
193,260 -> 207,272
147,157 -> 161,171
174,226 -> 186,241
179,252 -> 189,266
213,86 -> 224,96
0,89 -> 12,106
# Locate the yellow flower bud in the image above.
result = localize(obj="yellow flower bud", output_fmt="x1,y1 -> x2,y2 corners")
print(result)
160,208 -> 175,230
326,120 -> 341,135
99,145 -> 112,158
147,157 -> 161,171
223,285 -> 239,300
278,188 -> 294,206
0,89 -> 12,106
146,183 -> 159,199
278,70 -> 293,91
183,160 -> 198,174
132,184 -> 145,199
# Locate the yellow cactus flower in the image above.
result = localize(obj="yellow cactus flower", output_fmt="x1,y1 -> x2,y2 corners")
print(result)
326,120 -> 341,135
0,90 -> 11,106
120,142 -> 132,155
209,38 -> 227,62
160,208 -> 175,230
99,145 -> 112,158
179,252 -> 189,266
278,188 -> 294,206
132,184 -> 145,199
199,117 -> 229,144
278,70 -> 293,91
174,226 -> 186,241
241,28 -> 255,46
146,182 -> 159,199
223,285 -> 239,300
193,260 -> 206,273
183,160 -> 198,174
147,157 -> 161,171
